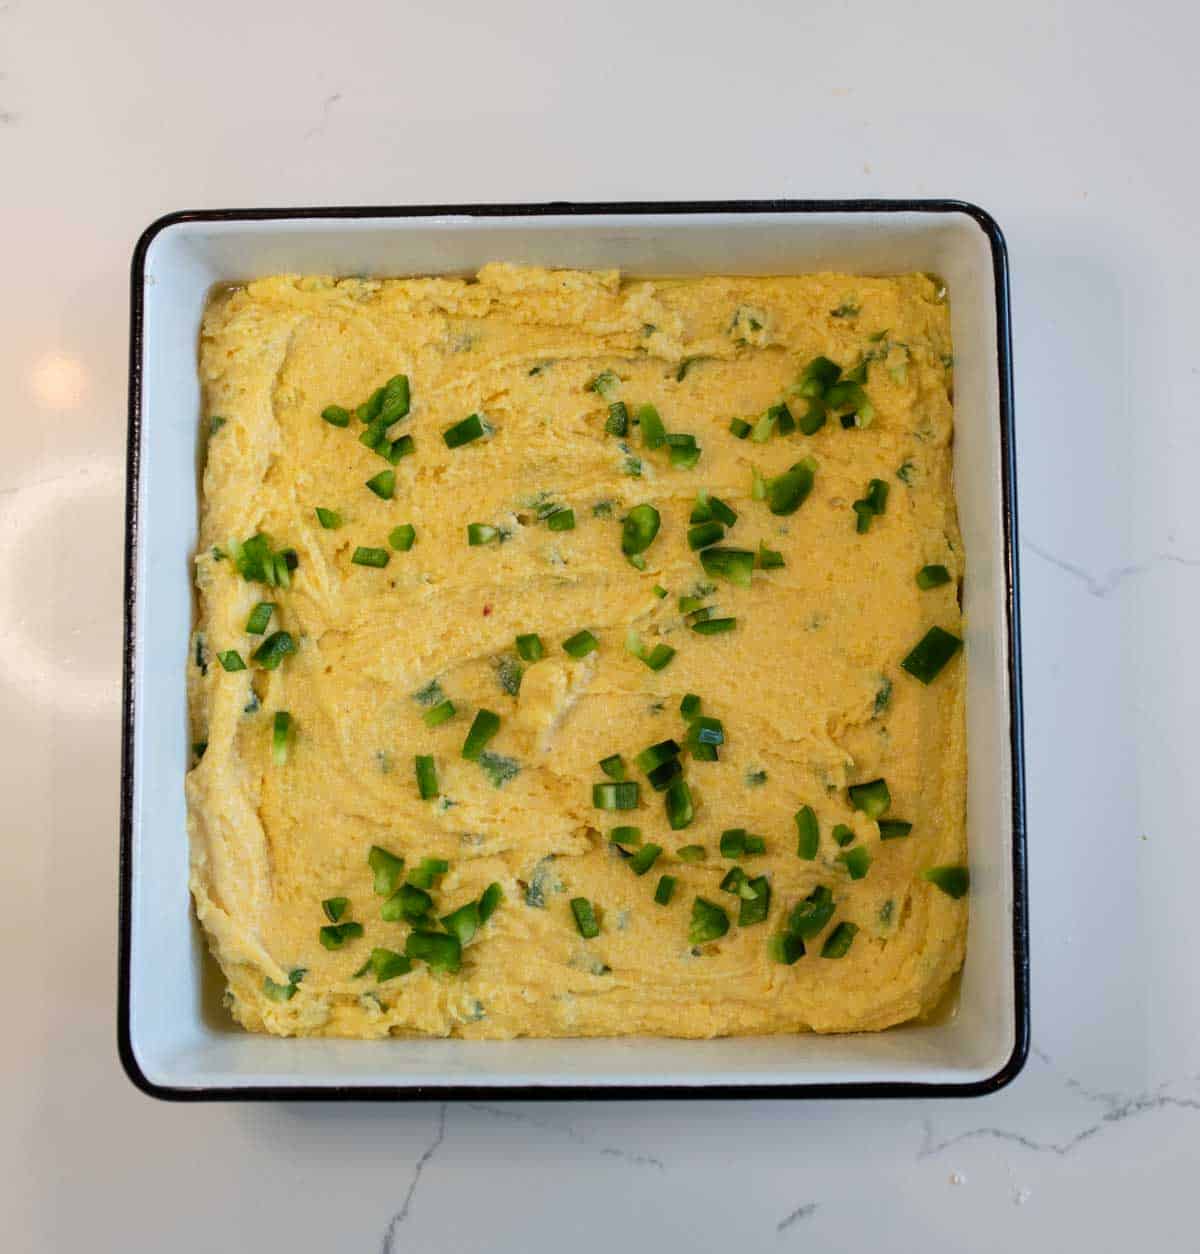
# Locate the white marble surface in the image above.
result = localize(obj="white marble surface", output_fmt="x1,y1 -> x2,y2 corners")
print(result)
3,0 -> 1197,1248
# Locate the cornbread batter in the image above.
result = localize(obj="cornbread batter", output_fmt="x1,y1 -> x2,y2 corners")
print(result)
187,264 -> 967,1038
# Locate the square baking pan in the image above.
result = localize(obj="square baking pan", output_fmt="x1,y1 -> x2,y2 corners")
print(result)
119,200 -> 1027,1100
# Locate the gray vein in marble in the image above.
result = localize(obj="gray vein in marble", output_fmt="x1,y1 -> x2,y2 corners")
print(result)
776,1202 -> 818,1233
305,92 -> 343,140
0,111 -> 18,126
380,1103 -> 447,1252
465,1103 -> 666,1170
920,1058 -> 1200,1159
1024,540 -> 1200,598
0,466 -> 112,500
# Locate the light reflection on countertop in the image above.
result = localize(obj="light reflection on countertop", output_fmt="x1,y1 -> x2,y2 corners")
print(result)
0,454 -> 123,716
28,350 -> 89,411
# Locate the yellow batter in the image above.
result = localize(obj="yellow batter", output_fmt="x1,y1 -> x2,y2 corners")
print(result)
187,264 -> 967,1039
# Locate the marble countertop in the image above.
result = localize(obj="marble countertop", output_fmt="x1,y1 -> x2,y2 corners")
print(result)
4,0 -> 1197,1249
